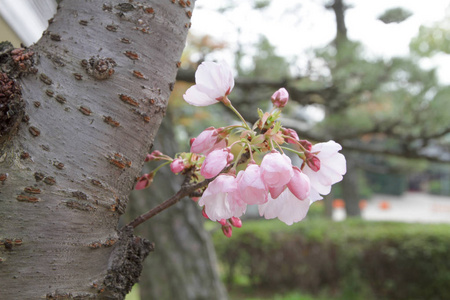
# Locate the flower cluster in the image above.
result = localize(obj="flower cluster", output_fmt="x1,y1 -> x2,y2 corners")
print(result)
138,61 -> 346,237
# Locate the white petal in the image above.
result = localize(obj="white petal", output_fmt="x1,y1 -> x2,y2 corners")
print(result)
259,189 -> 310,225
183,85 -> 219,106
195,61 -> 233,99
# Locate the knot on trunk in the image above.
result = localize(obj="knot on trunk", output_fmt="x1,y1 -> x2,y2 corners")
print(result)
0,71 -> 23,147
102,226 -> 154,299
0,41 -> 38,78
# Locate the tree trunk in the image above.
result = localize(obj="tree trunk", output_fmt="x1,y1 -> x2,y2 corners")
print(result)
0,1 -> 193,298
342,151 -> 361,217
329,0 -> 349,48
128,116 -> 228,300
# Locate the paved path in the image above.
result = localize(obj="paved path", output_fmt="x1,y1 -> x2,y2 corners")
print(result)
333,192 -> 450,223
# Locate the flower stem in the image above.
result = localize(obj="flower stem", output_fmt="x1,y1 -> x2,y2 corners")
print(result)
152,161 -> 171,174
227,103 -> 251,130
281,146 -> 305,159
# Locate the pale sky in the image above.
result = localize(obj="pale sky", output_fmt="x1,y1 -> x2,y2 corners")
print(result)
190,0 -> 450,83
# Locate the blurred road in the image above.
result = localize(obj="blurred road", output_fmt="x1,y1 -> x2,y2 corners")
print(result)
333,192 -> 450,223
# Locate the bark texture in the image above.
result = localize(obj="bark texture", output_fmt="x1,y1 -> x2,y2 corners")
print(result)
0,1 -> 193,299
128,116 -> 228,300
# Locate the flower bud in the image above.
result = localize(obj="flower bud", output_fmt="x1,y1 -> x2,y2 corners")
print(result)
201,148 -> 232,179
299,139 -> 312,151
135,173 -> 154,190
191,127 -> 227,155
221,224 -> 233,238
271,88 -> 289,108
218,219 -> 228,226
305,152 -> 321,172
145,150 -> 163,162
282,128 -> 299,144
170,158 -> 185,174
229,217 -> 242,228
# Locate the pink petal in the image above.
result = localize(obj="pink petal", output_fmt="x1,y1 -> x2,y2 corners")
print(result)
269,185 -> 286,199
237,164 -> 268,205
201,148 -> 229,179
287,167 -> 310,200
260,152 -> 293,188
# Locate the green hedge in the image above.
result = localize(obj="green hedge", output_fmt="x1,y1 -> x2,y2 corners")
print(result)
212,219 -> 450,300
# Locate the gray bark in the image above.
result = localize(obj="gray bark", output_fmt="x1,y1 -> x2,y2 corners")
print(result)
128,116 -> 228,300
0,1 -> 192,298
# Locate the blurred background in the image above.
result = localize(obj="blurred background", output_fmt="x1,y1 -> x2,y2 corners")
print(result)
2,1 -> 449,299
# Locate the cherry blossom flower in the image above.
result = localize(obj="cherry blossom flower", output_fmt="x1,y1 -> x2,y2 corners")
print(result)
258,188 -> 310,225
198,174 -> 246,221
190,127 -> 227,155
236,164 -> 268,205
170,158 -> 185,174
183,61 -> 234,106
302,140 -> 346,202
260,152 -> 294,189
201,148 -> 233,179
271,87 -> 289,108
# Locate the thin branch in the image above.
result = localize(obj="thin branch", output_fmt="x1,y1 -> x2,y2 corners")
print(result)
126,172 -> 210,229
126,152 -> 251,229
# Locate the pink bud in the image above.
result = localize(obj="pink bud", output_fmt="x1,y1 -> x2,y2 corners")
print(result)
170,158 -> 185,174
218,219 -> 228,226
191,127 -> 227,155
135,173 -> 154,190
299,139 -> 312,151
190,138 -> 195,147
145,150 -> 163,162
271,88 -> 289,108
201,148 -> 232,179
151,150 -> 162,157
287,167 -> 310,200
282,128 -> 299,144
222,224 -> 233,238
229,217 -> 242,228
305,152 -> 321,172
260,152 -> 294,189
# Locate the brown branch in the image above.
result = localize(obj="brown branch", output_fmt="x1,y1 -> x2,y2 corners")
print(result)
126,152 -> 251,229
176,68 -> 333,106
342,142 -> 450,163
126,175 -> 210,229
